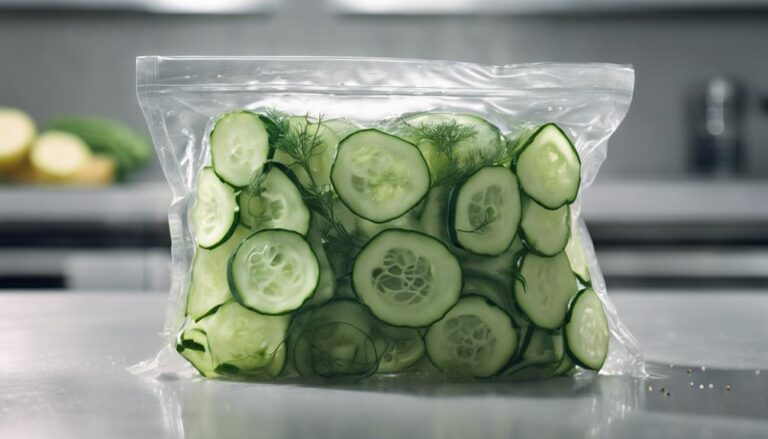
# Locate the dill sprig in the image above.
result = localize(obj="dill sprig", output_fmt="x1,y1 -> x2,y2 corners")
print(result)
410,120 -> 507,187
301,184 -> 362,274
264,109 -> 326,187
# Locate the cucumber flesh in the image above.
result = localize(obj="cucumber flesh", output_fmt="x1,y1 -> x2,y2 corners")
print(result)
566,225 -> 592,284
373,323 -> 425,373
514,124 -> 580,209
292,300 -> 379,378
176,319 -> 216,378
205,301 -> 288,377
514,252 -> 578,330
352,229 -> 462,327
449,166 -> 521,256
190,168 -> 239,249
565,289 -> 609,370
228,229 -> 320,315
186,225 -> 250,320
273,118 -> 338,188
425,296 -> 518,378
520,197 -> 571,257
238,163 -> 310,235
331,129 -> 430,223
211,111 -> 271,188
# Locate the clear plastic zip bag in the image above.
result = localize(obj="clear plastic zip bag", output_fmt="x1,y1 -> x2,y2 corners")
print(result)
133,56 -> 644,381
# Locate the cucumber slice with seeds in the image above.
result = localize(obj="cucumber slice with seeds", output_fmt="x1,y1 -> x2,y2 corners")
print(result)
228,229 -> 319,315
565,288 -> 609,370
206,301 -> 288,377
352,229 -> 462,327
332,129 -> 430,223
238,163 -> 310,235
425,296 -> 518,378
190,167 -> 239,249
449,166 -> 521,256
513,124 -> 580,210
210,111 -> 271,188
520,197 -> 571,256
514,252 -> 578,330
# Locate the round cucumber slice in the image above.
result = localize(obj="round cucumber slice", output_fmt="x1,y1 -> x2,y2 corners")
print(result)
565,288 -> 609,370
210,111 -> 271,188
400,112 -> 504,172
238,163 -> 310,235
228,229 -> 319,315
352,229 -> 462,327
331,129 -> 430,223
520,197 -> 571,257
292,300 -> 379,379
514,124 -> 581,210
190,167 -> 239,249
425,296 -> 518,378
205,301 -> 288,377
514,252 -> 579,330
0,108 -> 36,169
449,166 -> 521,256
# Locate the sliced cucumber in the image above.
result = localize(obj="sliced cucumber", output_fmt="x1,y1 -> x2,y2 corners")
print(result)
323,118 -> 360,138
273,118 -> 339,188
356,213 -> 419,240
462,276 -> 509,310
419,186 -> 451,243
565,288 -> 609,370
292,300 -> 379,378
566,225 -> 592,284
210,111 -> 271,188
238,163 -> 310,235
190,167 -> 239,249
205,301 -> 288,377
425,296 -> 518,378
186,225 -> 250,320
303,226 -> 336,308
514,252 -> 578,330
401,112 -> 504,172
331,129 -> 430,223
176,319 -> 216,378
520,197 -> 571,257
352,229 -> 462,327
513,124 -> 581,210
460,236 -> 524,290
504,328 -> 564,378
449,166 -> 521,256
228,229 -> 319,315
373,323 -> 425,373
553,353 -> 575,376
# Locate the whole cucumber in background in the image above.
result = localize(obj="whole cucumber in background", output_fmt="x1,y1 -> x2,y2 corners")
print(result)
49,116 -> 152,180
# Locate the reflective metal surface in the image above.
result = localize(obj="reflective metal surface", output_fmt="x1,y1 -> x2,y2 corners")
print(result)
2,291 -> 767,439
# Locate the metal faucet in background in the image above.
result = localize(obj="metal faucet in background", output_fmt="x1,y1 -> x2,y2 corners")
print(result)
689,76 -> 745,177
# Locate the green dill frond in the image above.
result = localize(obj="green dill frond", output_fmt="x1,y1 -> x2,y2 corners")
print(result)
413,120 -> 477,157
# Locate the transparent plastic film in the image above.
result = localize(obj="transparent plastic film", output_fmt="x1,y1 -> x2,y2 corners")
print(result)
132,56 -> 644,381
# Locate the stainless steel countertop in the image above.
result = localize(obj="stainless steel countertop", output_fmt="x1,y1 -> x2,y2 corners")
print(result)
2,291 -> 767,439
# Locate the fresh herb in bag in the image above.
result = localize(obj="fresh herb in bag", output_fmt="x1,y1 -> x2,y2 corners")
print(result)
135,57 -> 644,381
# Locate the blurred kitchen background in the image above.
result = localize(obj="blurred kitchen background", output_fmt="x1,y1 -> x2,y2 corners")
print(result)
1,0 -> 767,292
